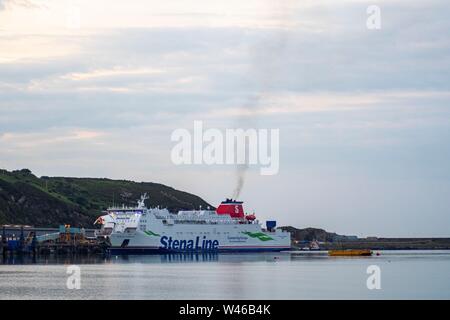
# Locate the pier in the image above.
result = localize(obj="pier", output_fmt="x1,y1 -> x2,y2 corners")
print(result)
1,225 -> 109,257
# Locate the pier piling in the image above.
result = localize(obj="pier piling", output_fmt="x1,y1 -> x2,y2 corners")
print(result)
1,226 -> 6,257
0,225 -> 108,258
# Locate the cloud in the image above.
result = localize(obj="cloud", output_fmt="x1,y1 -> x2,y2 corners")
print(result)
1,0 -> 450,236
60,67 -> 165,81
0,0 -> 42,11
0,129 -> 106,148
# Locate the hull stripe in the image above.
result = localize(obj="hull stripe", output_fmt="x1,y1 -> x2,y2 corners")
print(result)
111,246 -> 290,250
219,245 -> 289,248
110,246 -> 290,254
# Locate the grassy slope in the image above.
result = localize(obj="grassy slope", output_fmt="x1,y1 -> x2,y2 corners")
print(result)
0,169 -> 212,227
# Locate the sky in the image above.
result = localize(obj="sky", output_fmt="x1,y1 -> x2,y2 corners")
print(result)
1,0 -> 449,237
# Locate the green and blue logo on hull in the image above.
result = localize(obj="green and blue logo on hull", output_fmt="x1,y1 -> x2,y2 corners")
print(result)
144,230 -> 160,237
242,231 -> 274,241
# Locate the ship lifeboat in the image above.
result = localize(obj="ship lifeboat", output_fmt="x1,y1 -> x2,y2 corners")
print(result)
94,216 -> 104,225
245,214 -> 256,221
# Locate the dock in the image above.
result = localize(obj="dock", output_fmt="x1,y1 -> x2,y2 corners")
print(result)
1,225 -> 109,257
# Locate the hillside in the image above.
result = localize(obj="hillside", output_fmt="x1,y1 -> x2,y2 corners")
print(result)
0,169 -> 213,228
280,226 -> 450,249
280,226 -> 358,242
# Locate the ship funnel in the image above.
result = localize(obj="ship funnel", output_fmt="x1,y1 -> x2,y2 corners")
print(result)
216,199 -> 244,218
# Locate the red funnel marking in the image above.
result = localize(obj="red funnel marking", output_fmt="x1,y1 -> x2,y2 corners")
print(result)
216,199 -> 244,218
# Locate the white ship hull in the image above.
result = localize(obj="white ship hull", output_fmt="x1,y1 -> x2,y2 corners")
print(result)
100,195 -> 291,254
109,223 -> 290,254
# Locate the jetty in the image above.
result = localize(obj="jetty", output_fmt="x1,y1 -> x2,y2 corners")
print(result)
1,225 -> 109,257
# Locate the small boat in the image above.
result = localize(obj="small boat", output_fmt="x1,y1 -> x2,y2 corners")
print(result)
309,240 -> 320,251
328,249 -> 372,256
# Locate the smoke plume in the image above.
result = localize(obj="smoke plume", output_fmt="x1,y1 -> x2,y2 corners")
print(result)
231,1 -> 292,199
232,164 -> 248,199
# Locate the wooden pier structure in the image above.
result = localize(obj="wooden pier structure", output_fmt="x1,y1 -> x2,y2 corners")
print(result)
1,225 -> 109,257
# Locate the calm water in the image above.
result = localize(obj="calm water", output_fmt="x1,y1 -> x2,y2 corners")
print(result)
1,250 -> 449,299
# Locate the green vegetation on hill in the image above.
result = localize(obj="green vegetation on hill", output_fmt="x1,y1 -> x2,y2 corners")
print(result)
0,168 -> 212,228
280,226 -> 358,242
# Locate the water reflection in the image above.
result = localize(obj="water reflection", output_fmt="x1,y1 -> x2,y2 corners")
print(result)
1,252 -> 292,265
1,251 -> 450,299
1,254 -> 110,265
114,252 -> 290,264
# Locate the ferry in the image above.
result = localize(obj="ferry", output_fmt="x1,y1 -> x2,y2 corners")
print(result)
95,194 -> 291,254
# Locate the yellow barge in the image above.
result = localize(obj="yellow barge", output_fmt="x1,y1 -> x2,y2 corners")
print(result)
328,249 -> 372,256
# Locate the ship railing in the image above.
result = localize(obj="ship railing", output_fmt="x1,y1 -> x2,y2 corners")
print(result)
171,219 -> 242,225
94,229 -> 112,237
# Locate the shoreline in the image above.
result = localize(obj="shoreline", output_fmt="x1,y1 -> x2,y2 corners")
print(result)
2,225 -> 450,254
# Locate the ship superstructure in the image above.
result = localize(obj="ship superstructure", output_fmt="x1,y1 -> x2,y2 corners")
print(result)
95,194 -> 291,254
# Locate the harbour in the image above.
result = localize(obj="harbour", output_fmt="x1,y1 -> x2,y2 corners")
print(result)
1,250 -> 449,299
3,223 -> 450,258
1,197 -> 449,300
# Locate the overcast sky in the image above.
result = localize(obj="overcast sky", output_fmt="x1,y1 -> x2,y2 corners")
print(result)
1,0 -> 449,237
